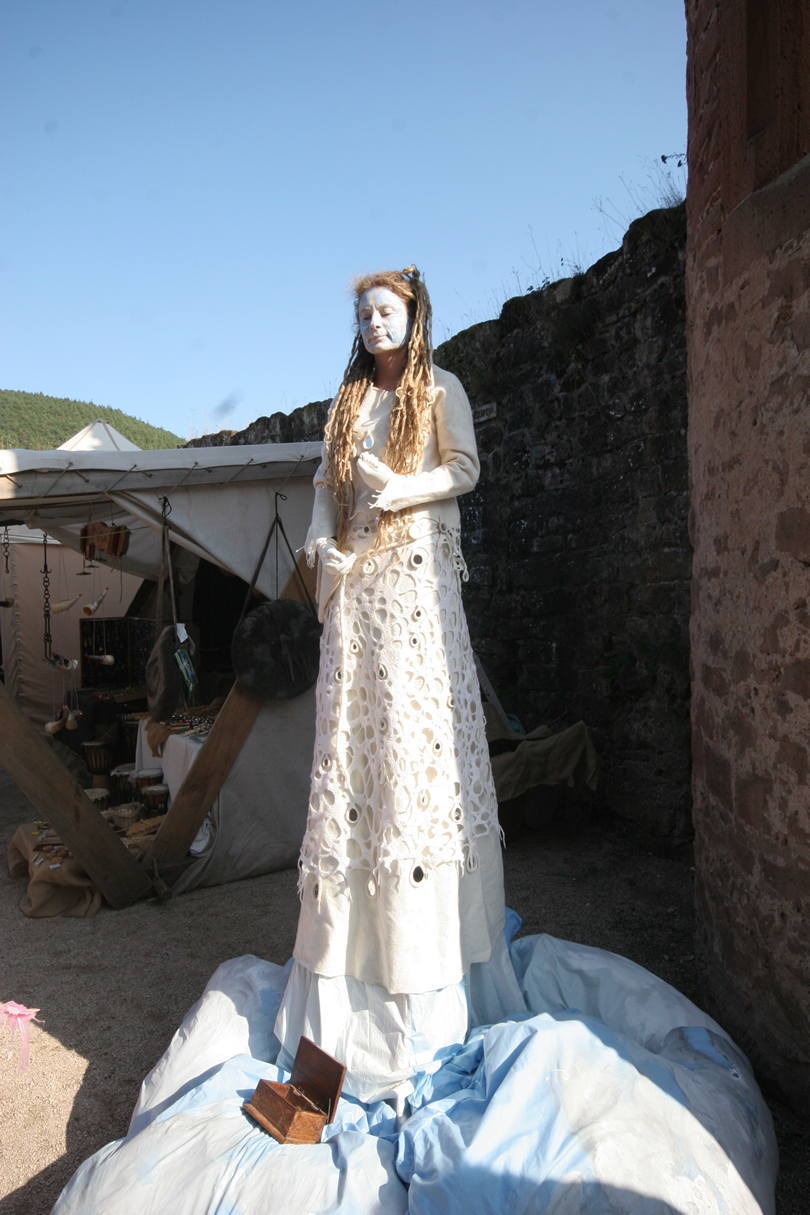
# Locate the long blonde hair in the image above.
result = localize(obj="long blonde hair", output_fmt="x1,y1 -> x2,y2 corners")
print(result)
323,265 -> 433,547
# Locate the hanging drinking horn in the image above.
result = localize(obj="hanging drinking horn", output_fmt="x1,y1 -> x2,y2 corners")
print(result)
86,653 -> 115,666
45,707 -> 67,735
82,587 -> 109,617
47,653 -> 79,670
52,592 -> 82,614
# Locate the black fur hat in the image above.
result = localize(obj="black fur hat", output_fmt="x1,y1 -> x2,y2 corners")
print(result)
231,599 -> 321,701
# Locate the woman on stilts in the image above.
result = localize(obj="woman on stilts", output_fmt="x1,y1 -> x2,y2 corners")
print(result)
275,266 -> 523,1107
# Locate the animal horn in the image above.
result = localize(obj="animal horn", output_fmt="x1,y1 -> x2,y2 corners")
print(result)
86,653 -> 115,666
52,593 -> 82,614
82,587 -> 109,617
47,653 -> 79,670
45,706 -> 68,734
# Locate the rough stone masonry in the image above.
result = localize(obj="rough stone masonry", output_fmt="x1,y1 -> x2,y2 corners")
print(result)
686,0 -> 810,1109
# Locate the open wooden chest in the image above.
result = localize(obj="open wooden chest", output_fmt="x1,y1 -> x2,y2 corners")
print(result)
243,1037 -> 346,1145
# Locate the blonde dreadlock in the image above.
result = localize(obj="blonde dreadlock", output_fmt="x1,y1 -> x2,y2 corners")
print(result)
323,265 -> 434,548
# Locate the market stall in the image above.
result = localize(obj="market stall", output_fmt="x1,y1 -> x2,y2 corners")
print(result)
0,432 -> 323,910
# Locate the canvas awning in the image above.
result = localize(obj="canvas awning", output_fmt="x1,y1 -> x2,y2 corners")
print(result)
0,441 -> 323,597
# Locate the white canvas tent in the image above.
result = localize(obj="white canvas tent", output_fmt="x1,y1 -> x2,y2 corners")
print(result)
58,419 -> 142,452
0,439 -> 321,591
0,432 -> 323,902
0,421 -> 147,724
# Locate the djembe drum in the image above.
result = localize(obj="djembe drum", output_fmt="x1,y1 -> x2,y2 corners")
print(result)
82,740 -> 115,789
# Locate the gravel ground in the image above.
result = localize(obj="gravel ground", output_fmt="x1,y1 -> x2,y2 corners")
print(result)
1,772 -> 806,1214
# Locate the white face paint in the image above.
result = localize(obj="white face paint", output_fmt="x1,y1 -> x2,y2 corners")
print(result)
357,287 -> 411,355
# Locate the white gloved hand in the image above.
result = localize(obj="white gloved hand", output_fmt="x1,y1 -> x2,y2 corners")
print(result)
356,453 -> 396,492
357,451 -> 460,514
315,537 -> 356,576
304,480 -> 339,568
356,453 -> 414,512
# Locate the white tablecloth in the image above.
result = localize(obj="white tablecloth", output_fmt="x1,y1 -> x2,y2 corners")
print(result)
135,724 -> 204,799
134,688 -> 315,891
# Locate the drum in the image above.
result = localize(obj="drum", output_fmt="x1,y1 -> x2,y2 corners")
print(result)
82,740 -> 115,788
133,767 -> 163,792
82,740 -> 114,774
110,763 -> 136,804
120,716 -> 141,754
83,787 -> 110,813
143,783 -> 169,813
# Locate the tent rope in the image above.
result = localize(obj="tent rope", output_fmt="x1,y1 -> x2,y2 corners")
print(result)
235,490 -> 317,632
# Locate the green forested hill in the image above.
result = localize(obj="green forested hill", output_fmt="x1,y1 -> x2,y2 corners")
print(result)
0,390 -> 184,450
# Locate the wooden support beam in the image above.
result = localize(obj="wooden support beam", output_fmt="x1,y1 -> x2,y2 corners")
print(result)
148,683 -> 263,863
0,683 -> 153,908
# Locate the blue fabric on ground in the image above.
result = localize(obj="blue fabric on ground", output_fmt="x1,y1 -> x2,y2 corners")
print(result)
52,927 -> 778,1215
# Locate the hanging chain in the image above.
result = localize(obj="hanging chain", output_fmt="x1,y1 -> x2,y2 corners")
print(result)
2,526 -> 9,574
42,535 -> 53,660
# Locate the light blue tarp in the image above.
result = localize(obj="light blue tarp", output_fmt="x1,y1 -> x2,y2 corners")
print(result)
53,918 -> 777,1215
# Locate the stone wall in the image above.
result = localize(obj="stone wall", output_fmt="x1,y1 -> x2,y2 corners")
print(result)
438,206 -> 689,837
190,204 -> 691,838
686,0 -> 810,1108
186,399 -> 329,447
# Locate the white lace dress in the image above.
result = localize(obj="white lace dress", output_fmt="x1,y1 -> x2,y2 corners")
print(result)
274,369 -> 516,1101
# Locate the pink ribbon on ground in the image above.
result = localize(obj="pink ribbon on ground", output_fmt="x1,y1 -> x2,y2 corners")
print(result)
0,1001 -> 42,1071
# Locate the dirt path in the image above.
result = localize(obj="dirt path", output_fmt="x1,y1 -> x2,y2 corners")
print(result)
1,773 -> 805,1213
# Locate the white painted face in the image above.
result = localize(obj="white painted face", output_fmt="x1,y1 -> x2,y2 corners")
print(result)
357,286 -> 411,354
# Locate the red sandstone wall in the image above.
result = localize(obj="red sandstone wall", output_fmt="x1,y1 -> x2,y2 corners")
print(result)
686,0 -> 810,1106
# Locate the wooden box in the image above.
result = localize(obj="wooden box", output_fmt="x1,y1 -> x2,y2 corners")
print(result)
243,1037 -> 346,1145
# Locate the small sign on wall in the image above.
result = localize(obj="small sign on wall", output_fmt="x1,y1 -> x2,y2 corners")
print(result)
473,402 -> 498,424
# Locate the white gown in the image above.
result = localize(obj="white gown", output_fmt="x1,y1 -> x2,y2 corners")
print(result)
275,368 -> 518,1101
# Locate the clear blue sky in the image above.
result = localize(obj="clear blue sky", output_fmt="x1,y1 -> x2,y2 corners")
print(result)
2,1 -> 687,441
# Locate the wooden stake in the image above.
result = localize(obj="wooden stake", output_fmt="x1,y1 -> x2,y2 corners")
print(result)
0,683 -> 152,908
148,683 -> 263,863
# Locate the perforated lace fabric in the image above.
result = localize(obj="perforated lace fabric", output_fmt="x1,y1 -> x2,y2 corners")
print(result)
297,515 -> 501,895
